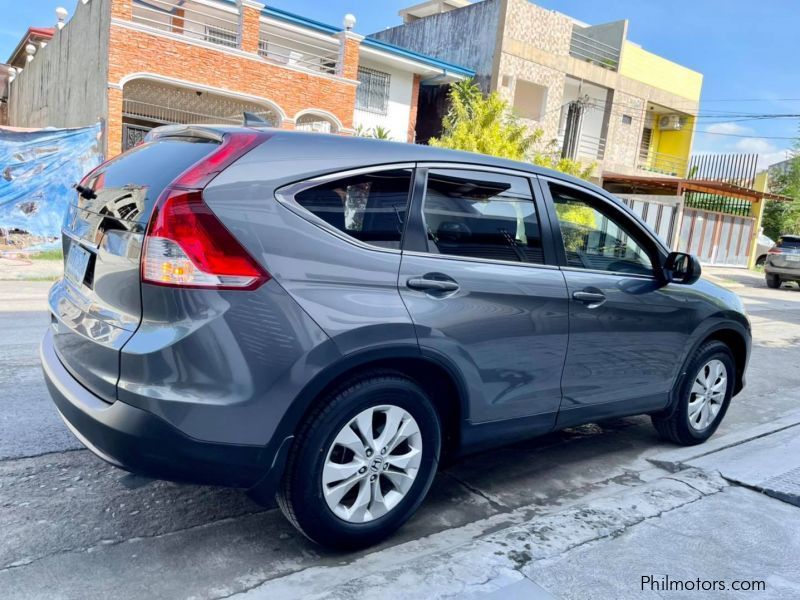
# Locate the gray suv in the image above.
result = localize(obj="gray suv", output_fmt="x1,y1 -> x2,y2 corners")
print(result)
42,126 -> 750,548
765,235 -> 800,288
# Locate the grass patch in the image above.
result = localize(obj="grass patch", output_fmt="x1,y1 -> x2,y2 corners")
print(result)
29,249 -> 64,261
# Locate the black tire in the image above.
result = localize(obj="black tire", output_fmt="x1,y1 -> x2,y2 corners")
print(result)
766,273 -> 781,288
755,255 -> 766,268
277,372 -> 441,549
651,341 -> 735,446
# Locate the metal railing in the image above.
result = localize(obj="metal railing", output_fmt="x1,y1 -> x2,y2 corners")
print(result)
558,132 -> 606,161
569,28 -> 620,70
123,98 -> 243,124
258,24 -> 340,75
132,0 -> 239,48
637,150 -> 688,178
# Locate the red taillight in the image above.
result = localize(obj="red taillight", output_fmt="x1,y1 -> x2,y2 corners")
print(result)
172,132 -> 265,189
768,247 -> 783,254
142,132 -> 270,290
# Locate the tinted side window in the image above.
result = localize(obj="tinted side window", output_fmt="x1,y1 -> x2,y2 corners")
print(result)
294,169 -> 412,249
549,183 -> 653,276
421,169 -> 545,264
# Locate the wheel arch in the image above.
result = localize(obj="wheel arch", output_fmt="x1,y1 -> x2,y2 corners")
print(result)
657,320 -> 750,421
286,346 -> 468,459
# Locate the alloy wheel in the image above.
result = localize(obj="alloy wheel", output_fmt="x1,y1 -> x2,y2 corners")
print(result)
687,359 -> 728,431
322,405 -> 423,523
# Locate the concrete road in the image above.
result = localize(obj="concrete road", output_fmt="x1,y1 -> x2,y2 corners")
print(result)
1,270 -> 799,599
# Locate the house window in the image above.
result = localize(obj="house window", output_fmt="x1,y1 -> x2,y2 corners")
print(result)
513,79 -> 548,121
356,67 -> 391,115
622,114 -> 632,125
205,26 -> 237,48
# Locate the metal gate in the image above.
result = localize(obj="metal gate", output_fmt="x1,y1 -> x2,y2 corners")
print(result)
617,194 -> 681,247
676,208 -> 755,267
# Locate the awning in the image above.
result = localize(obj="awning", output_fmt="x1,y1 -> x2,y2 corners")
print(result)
602,173 -> 793,203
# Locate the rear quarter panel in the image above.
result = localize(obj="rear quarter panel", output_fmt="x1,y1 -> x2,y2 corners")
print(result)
202,139 -> 418,355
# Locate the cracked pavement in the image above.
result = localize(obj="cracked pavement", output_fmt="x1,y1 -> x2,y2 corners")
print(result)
2,269 -> 800,599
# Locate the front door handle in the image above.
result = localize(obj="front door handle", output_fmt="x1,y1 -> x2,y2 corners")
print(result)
407,276 -> 459,293
572,290 -> 606,308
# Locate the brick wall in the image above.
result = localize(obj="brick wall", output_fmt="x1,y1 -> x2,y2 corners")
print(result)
106,0 -> 360,156
407,74 -> 420,142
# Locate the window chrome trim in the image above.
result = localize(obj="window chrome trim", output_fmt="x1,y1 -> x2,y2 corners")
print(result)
415,161 -> 540,179
401,251 -> 560,271
274,163 -> 416,255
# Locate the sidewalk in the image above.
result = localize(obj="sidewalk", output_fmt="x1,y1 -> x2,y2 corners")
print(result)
231,414 -> 800,600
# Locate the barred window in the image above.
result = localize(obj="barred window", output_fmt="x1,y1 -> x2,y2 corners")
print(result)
356,67 -> 391,115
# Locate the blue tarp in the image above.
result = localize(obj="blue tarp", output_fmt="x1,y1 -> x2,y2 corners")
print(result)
0,124 -> 103,238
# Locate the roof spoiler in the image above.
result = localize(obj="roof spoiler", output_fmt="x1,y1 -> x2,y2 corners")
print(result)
243,112 -> 271,127
144,125 -> 224,143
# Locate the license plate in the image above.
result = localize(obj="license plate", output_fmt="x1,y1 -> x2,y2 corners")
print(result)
65,243 -> 91,285
786,254 -> 800,262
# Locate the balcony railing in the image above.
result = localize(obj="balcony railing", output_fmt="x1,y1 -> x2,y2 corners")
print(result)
558,132 -> 606,162
258,23 -> 340,75
637,150 -> 688,178
570,29 -> 620,70
129,0 -> 341,76
132,0 -> 239,49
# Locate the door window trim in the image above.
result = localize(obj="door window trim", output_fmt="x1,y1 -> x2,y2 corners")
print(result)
537,175 -> 667,279
402,163 -> 561,269
274,163 -> 416,255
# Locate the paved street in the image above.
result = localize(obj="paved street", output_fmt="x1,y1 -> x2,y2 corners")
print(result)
1,269 -> 799,599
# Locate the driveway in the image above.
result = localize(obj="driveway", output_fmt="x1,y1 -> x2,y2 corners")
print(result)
1,271 -> 799,599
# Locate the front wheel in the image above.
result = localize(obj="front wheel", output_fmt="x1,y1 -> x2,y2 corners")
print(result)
652,341 -> 735,446
277,373 -> 441,549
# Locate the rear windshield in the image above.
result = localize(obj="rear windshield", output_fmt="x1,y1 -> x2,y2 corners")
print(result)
777,237 -> 800,249
79,138 -> 218,223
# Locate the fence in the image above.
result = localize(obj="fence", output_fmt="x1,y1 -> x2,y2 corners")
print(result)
677,208 -> 755,267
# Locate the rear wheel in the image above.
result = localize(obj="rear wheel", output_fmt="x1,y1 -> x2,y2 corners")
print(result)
766,273 -> 781,288
652,341 -> 735,446
755,255 -> 766,268
277,373 -> 441,549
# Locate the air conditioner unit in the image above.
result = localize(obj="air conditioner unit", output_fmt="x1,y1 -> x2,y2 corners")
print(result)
658,114 -> 683,131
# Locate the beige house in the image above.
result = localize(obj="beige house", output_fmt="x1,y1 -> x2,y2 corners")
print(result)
372,0 -> 703,180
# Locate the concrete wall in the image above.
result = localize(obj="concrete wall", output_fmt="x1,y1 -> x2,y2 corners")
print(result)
353,58 -> 415,142
9,0 -> 110,130
619,42 -> 703,102
370,0 -> 501,91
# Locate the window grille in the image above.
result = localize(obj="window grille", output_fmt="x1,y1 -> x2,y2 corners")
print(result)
356,67 -> 391,115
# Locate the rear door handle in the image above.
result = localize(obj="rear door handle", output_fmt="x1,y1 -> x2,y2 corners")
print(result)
407,277 -> 459,293
572,290 -> 606,307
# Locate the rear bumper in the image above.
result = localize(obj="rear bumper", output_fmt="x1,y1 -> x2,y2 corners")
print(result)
765,264 -> 800,279
41,329 -> 281,489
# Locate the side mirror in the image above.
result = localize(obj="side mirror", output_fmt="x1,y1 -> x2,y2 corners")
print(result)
663,251 -> 702,285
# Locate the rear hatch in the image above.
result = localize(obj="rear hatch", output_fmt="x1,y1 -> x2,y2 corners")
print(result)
50,135 -> 220,401
768,236 -> 800,269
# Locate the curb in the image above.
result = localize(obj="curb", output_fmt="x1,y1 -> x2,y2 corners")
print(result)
648,409 -> 800,473
232,469 -> 727,600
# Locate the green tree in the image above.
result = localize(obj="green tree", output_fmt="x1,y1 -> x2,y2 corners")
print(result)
764,141 -> 800,239
429,79 -> 594,180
